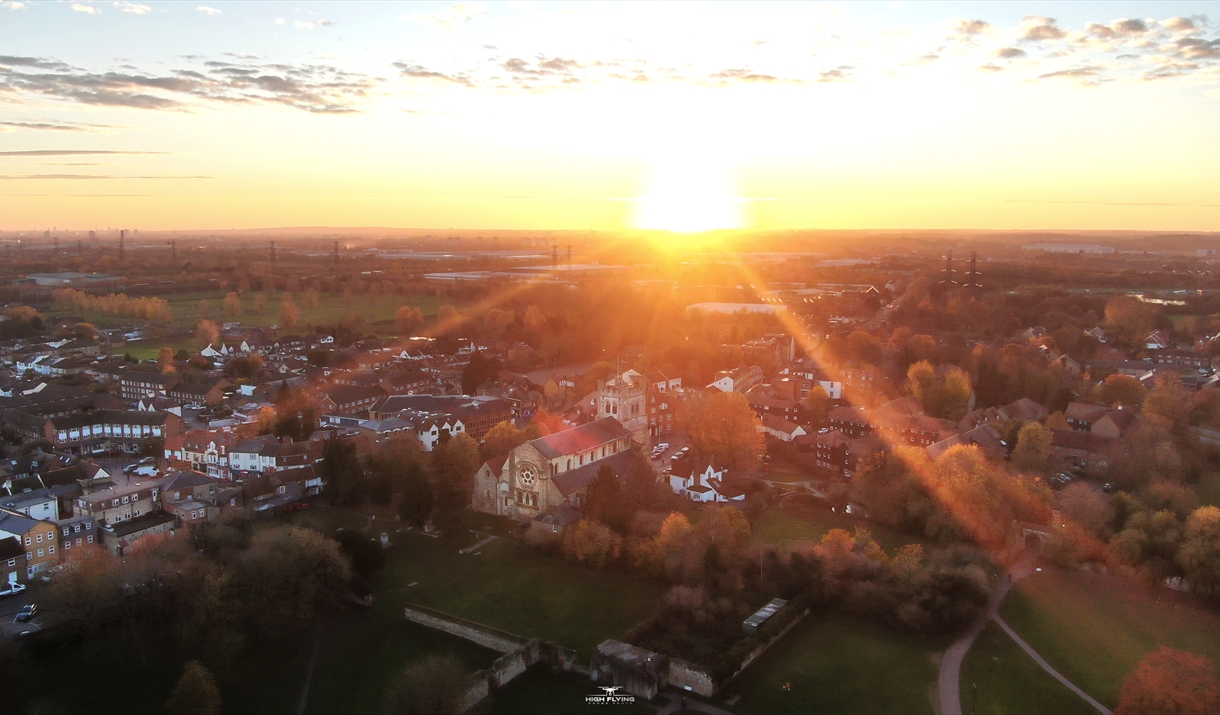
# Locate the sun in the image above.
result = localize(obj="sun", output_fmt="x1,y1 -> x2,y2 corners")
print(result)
635,154 -> 743,233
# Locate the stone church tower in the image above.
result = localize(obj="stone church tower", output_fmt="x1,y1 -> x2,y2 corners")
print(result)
597,367 -> 649,448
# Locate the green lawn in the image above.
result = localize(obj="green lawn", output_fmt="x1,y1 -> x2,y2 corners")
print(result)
961,621 -> 1096,715
1199,472 -> 1220,508
753,506 -> 930,555
998,566 -> 1220,708
23,611 -> 497,715
728,612 -> 944,715
378,529 -> 668,659
56,289 -> 451,333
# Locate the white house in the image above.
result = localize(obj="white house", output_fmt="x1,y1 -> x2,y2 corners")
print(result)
669,464 -> 746,503
761,414 -> 807,442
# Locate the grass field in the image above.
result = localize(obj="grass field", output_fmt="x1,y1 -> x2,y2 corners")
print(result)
1199,472 -> 1220,508
729,612 -> 945,715
489,664 -> 656,715
998,566 -> 1220,708
752,506 -> 930,555
961,621 -> 1097,715
55,289 -> 451,335
378,529 -> 667,659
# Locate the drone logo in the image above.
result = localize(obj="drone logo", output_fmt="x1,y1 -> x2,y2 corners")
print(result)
585,684 -> 636,705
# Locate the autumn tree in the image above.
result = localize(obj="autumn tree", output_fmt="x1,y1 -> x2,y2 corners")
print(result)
1178,506 -> 1220,601
231,526 -> 352,636
397,461 -> 434,527
1011,422 -> 1054,473
395,305 -> 424,336
385,654 -> 469,715
1115,646 -> 1220,715
562,520 -> 622,567
197,299 -> 211,320
685,391 -> 764,471
195,319 -> 219,349
279,299 -> 300,332
907,361 -> 972,418
1099,374 -> 1147,408
303,288 -> 321,309
480,421 -> 527,460
165,660 -> 221,715
253,291 -> 268,315
223,291 -> 242,319
159,347 -> 176,373
1105,294 -> 1159,346
436,305 -> 460,335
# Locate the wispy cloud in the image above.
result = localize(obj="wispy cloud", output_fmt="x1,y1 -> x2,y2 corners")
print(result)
402,2 -> 487,30
113,1 -> 150,14
0,1 -> 26,10
0,55 -> 381,113
71,3 -> 101,15
0,150 -> 168,156
196,5 -> 221,16
0,174 -> 210,180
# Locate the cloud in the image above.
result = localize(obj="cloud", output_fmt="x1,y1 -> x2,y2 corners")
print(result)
275,18 -> 285,25
951,19 -> 990,37
295,19 -> 333,30
393,62 -> 473,86
1,1 -> 26,9
1162,17 -> 1198,33
1087,18 -> 1151,39
993,47 -> 1027,59
978,64 -> 1004,72
71,3 -> 100,15
402,2 -> 487,30
1036,66 -> 1106,84
0,150 -> 167,156
709,68 -> 791,83
816,65 -> 854,83
0,55 -> 381,113
1019,16 -> 1067,42
1173,37 -> 1220,60
0,120 -> 117,132
113,1 -> 150,14
196,5 -> 221,15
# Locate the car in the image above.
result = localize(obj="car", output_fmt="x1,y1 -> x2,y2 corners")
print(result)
16,603 -> 36,622
138,456 -> 156,465
123,463 -> 139,474
655,443 -> 669,451
0,582 -> 26,598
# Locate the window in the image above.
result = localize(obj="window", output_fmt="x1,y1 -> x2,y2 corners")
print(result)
48,546 -> 54,554
24,536 -> 30,546
131,494 -> 138,501
37,549 -> 43,558
121,496 -> 129,504
134,509 -> 141,517
36,534 -> 42,543
112,499 -> 119,507
6,559 -> 13,567
87,535 -> 93,543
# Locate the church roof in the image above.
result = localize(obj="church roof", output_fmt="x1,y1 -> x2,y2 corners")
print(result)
529,417 -> 630,460
552,450 -> 635,497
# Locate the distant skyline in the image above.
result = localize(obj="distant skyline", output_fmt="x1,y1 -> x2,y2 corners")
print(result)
1,1 -> 1218,232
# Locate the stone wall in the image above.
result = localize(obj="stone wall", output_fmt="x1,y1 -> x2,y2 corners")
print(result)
668,658 -> 716,697
403,603 -> 528,654
590,640 -> 669,700
722,608 -> 811,688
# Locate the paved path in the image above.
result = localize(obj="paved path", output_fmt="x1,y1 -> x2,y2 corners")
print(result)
937,552 -> 1035,715
992,616 -> 1112,715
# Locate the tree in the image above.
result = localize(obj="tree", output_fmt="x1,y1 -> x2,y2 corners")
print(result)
562,520 -> 622,567
1099,374 -> 1147,408
159,347 -> 176,373
461,353 -> 497,395
72,321 -> 97,341
279,300 -> 300,332
432,432 -> 480,497
1178,506 -> 1220,601
385,654 -> 469,715
584,465 -> 625,530
395,305 -> 424,336
320,437 -> 364,506
195,319 -> 219,349
196,299 -> 211,320
165,660 -> 221,715
398,462 -> 434,527
480,421 -> 526,460
254,291 -> 268,315
803,385 -> 832,427
304,288 -> 321,309
436,305 -> 460,335
1115,646 -> 1220,715
1011,422 -> 1054,473
685,391 -> 764,471
231,526 -> 352,636
1058,482 -> 1114,535
223,291 -> 242,319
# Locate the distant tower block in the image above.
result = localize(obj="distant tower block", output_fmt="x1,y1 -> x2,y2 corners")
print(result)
88,230 -> 96,242
44,230 -> 50,241
269,241 -> 277,267
119,229 -> 126,262
333,239 -> 340,264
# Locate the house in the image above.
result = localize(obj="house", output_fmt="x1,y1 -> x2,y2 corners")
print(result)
809,430 -> 883,478
1065,402 -> 1109,432
761,414 -> 807,442
1144,330 -> 1170,351
75,478 -> 163,527
6,410 -> 181,456
0,487 -> 59,521
161,470 -> 221,525
669,464 -> 746,503
119,372 -> 181,401
54,514 -> 98,556
926,424 -> 1006,461
167,378 -> 230,408
318,385 -> 388,415
0,508 -> 59,580
1092,410 -> 1137,440
99,512 -> 176,556
1050,429 -> 1114,471
1,535 -> 28,587
707,365 -> 764,394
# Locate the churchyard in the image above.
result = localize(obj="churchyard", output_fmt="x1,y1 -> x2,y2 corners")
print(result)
752,504 -> 931,555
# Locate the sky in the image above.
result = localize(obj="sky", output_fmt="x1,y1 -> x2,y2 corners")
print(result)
0,1 -> 1218,233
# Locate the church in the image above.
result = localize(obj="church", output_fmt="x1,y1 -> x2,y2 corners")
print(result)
596,368 -> 649,448
471,417 -> 635,522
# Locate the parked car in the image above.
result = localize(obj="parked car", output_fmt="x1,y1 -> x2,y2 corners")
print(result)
0,582 -> 26,598
16,603 -> 36,622
123,463 -> 139,474
138,456 -> 156,465
655,443 -> 669,451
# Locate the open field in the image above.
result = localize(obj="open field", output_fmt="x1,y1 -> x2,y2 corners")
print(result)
998,566 -> 1220,708
489,663 -> 656,715
729,612 -> 945,715
53,289 -> 452,334
752,505 -> 931,555
377,528 -> 667,659
961,621 -> 1096,715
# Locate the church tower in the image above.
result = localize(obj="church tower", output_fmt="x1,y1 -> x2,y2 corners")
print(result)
597,367 -> 649,448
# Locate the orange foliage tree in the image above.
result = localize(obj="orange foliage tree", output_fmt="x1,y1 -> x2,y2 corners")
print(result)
1115,646 -> 1220,715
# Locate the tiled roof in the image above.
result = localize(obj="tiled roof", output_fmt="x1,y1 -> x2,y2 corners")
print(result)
529,417 -> 630,460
